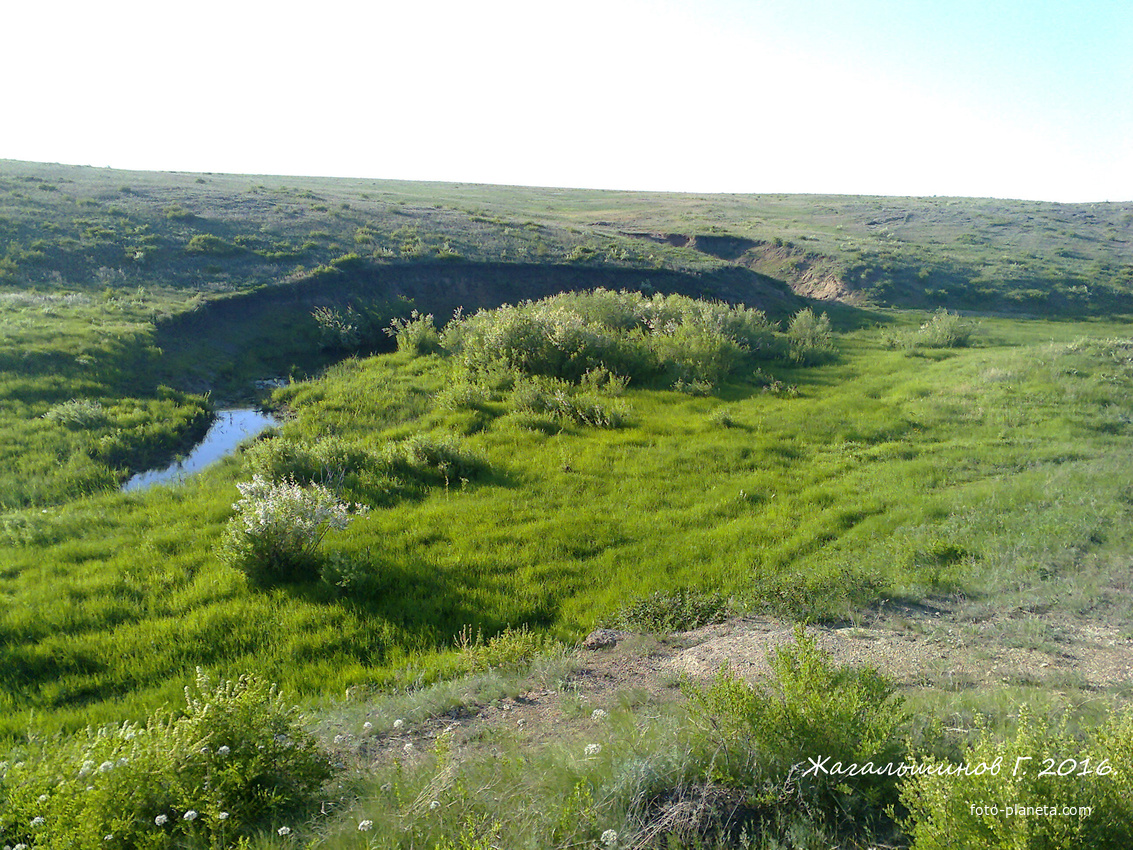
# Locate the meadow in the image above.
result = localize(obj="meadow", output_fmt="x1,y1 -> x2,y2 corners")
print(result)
2,161 -> 1133,847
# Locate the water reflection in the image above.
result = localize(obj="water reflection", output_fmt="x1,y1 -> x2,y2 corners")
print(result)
123,408 -> 277,492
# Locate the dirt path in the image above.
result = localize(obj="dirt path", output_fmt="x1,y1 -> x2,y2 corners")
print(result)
336,603 -> 1133,769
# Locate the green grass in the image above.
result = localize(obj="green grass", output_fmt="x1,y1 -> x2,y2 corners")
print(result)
3,160 -> 1133,846
3,313 -> 1132,741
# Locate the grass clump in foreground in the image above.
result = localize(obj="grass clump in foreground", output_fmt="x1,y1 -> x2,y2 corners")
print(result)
306,630 -> 1133,850
0,670 -> 331,848
314,628 -> 908,849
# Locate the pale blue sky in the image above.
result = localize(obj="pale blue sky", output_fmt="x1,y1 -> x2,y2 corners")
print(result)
4,0 -> 1130,200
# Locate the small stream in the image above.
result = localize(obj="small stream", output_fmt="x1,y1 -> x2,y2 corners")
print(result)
122,408 -> 278,492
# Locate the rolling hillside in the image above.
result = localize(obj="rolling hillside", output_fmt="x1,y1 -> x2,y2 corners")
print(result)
3,159 -> 1132,321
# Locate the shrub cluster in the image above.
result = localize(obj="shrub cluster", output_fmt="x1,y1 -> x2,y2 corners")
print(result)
244,432 -> 485,501
0,670 -> 331,848
901,708 -> 1133,849
682,627 -> 906,836
438,288 -> 785,391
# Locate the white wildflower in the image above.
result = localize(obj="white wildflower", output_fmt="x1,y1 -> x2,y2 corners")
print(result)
30,817 -> 45,827
278,825 -> 292,836
363,721 -> 373,731
218,812 -> 230,820
393,718 -> 405,729
105,836 -> 114,841
591,709 -> 608,721
98,760 -> 114,773
584,743 -> 602,756
183,810 -> 198,821
358,819 -> 374,831
429,800 -> 440,810
155,814 -> 168,826
218,745 -> 230,756
601,828 -> 619,846
38,794 -> 48,803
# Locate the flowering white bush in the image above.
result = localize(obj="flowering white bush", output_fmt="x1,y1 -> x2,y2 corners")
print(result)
221,474 -> 369,583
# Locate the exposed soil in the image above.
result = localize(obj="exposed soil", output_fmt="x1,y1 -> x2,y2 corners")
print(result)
332,602 -> 1133,771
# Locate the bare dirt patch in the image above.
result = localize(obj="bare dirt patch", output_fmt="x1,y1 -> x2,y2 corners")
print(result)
330,604 -> 1133,772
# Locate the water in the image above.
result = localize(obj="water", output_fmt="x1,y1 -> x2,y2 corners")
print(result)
122,408 -> 278,492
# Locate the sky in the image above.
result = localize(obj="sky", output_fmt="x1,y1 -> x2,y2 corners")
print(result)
4,0 -> 1131,201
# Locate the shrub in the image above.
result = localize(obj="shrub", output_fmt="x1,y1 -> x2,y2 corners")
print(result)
510,376 -> 628,428
786,308 -> 836,364
435,378 -> 490,411
912,308 -> 973,348
220,474 -> 369,584
900,708 -> 1133,849
682,627 -> 906,830
312,305 -> 363,351
386,310 -> 442,355
649,321 -> 744,389
243,434 -> 386,496
184,234 -> 240,256
439,289 -> 785,391
454,624 -> 562,673
42,398 -> 106,428
609,588 -> 731,633
0,669 -> 332,847
884,309 -> 975,351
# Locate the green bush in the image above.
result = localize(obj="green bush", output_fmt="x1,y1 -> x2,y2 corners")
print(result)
386,310 -> 442,355
184,234 -> 240,256
312,305 -> 363,351
42,398 -> 106,428
219,474 -> 369,584
682,627 -> 906,830
912,308 -> 973,348
454,624 -> 562,673
510,376 -> 628,428
884,309 -> 975,351
0,670 -> 331,848
900,708 -> 1133,849
383,433 -> 485,486
439,289 -> 784,391
609,587 -> 731,633
786,308 -> 836,364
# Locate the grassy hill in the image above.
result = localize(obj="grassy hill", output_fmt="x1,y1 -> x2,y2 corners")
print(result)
4,159 -> 1133,320
2,160 -> 1133,848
